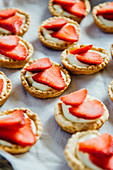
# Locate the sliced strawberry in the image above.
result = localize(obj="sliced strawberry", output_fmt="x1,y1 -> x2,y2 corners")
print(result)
51,24 -> 79,42
0,35 -> 19,51
32,66 -> 65,90
103,14 -> 113,20
43,18 -> 67,31
62,1 -> 86,18
0,9 -> 18,19
0,43 -> 27,61
69,45 -> 93,55
69,100 -> 104,119
25,58 -> 52,72
0,15 -> 23,34
0,118 -> 36,147
76,51 -> 103,65
0,110 -> 25,129
0,79 -> 3,95
97,2 -> 113,15
53,0 -> 77,5
60,88 -> 87,106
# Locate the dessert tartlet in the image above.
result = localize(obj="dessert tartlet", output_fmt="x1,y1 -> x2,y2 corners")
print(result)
21,57 -> 71,98
0,35 -> 33,68
0,71 -> 12,106
61,44 -> 110,74
0,8 -> 30,36
48,0 -> 91,23
0,108 -> 42,154
54,88 -> 109,133
38,16 -> 80,50
92,2 -> 113,33
64,130 -> 113,170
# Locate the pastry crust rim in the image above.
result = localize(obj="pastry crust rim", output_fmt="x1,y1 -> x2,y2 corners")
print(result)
110,44 -> 113,58
61,44 -> 110,74
108,80 -> 113,102
0,107 -> 42,154
38,16 -> 80,50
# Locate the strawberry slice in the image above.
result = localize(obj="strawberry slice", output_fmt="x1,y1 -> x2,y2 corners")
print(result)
43,18 -> 67,31
0,9 -> 18,19
32,66 -> 65,90
0,110 -> 25,129
0,15 -> 23,34
62,1 -> 86,18
0,43 -> 27,61
53,0 -> 77,5
60,88 -> 87,106
51,24 -> 79,42
69,45 -> 93,55
76,51 -> 103,65
97,2 -> 113,15
0,35 -> 19,51
103,14 -> 113,20
25,58 -> 52,72
0,118 -> 36,147
69,100 -> 104,119
0,79 -> 3,95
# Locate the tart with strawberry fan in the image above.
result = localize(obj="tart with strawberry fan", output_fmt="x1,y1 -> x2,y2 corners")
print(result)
0,71 -> 12,106
38,16 -> 80,50
92,2 -> 113,33
0,35 -> 33,68
48,0 -> 91,23
61,44 -> 110,74
0,8 -> 30,36
54,88 -> 109,133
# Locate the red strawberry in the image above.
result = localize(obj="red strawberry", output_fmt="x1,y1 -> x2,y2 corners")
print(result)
69,100 -> 104,119
0,110 -> 25,129
0,43 -> 27,61
0,118 -> 36,147
0,15 -> 23,34
53,0 -> 77,5
60,88 -> 87,106
25,58 -> 52,72
62,1 -> 86,18
97,2 -> 113,15
51,24 -> 79,42
0,79 -> 3,95
0,35 -> 19,51
69,45 -> 93,55
76,51 -> 103,65
103,14 -> 113,20
0,9 -> 18,19
32,66 -> 65,90
43,18 -> 67,31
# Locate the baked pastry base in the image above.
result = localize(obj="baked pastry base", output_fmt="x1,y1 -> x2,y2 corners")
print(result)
48,0 -> 91,23
0,36 -> 33,69
0,107 -> 42,154
54,95 -> 109,133
111,44 -> 113,58
108,80 -> 113,102
0,71 -> 12,106
0,8 -> 30,36
38,16 -> 80,50
21,60 -> 71,99
64,130 -> 100,170
92,2 -> 113,33
61,44 -> 110,74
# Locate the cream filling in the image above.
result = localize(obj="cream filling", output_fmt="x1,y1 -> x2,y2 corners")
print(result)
77,134 -> 102,170
98,15 -> 113,27
0,74 -> 7,96
67,49 -> 107,67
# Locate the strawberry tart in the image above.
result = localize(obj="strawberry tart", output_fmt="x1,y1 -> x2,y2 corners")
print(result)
54,88 -> 109,133
38,17 -> 80,50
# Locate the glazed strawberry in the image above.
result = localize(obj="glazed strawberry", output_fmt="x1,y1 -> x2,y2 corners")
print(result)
32,66 -> 65,90
0,35 -> 19,50
25,58 -> 52,72
0,15 -> 23,34
0,43 -> 27,61
0,79 -> 3,95
0,118 -> 36,146
0,9 -> 18,19
97,2 -> 113,15
103,14 -> 113,20
60,88 -> 87,106
76,51 -> 103,65
51,24 -> 79,42
0,110 -> 25,129
69,100 -> 104,119
53,0 -> 76,5
69,45 -> 93,55
43,18 -> 67,31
